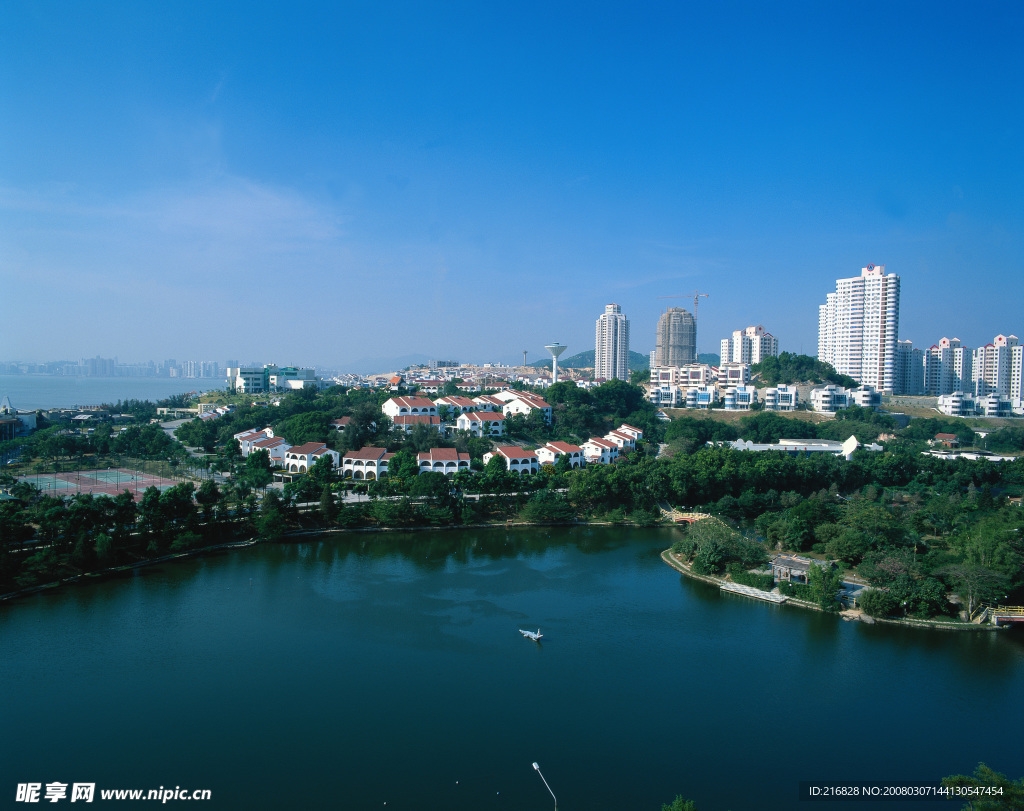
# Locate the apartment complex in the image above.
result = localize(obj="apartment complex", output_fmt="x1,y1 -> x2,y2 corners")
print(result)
654,307 -> 696,367
818,264 -> 900,394
720,325 -> 778,365
595,303 -> 630,381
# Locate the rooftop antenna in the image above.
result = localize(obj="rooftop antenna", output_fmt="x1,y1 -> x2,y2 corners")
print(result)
658,290 -> 709,314
545,343 -> 567,384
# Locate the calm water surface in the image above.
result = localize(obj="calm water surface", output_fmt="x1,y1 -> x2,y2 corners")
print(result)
2,526 -> 1022,810
0,375 -> 214,410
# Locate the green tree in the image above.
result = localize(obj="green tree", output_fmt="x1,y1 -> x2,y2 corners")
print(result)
320,485 -> 338,527
661,796 -> 700,811
807,561 -> 844,612
941,763 -> 1024,810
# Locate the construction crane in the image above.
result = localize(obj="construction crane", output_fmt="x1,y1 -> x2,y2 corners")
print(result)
658,290 -> 709,314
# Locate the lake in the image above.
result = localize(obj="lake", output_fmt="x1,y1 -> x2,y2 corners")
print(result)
1,526 -> 1021,810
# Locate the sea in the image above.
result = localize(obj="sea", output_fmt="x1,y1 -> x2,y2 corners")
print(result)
0,375 -> 217,411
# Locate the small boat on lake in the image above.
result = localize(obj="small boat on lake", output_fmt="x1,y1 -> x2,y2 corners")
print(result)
519,628 -> 543,642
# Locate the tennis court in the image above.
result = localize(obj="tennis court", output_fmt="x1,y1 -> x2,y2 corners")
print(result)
19,468 -> 183,500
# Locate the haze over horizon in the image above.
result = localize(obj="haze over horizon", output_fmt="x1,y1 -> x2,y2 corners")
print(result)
2,1 -> 1021,369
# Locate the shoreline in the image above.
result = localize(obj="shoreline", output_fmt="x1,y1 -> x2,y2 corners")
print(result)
659,549 -> 1006,632
0,518 -> 639,603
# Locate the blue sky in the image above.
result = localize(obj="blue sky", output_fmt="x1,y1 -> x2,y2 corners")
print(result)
2,1 -> 1021,370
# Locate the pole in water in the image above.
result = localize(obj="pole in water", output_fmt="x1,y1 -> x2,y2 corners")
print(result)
532,762 -> 557,809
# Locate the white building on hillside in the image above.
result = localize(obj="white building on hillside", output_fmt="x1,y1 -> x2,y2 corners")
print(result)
720,325 -> 778,365
536,441 -> 585,468
761,385 -> 799,411
483,446 -> 540,474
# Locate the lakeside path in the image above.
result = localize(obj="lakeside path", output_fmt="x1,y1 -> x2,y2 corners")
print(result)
659,549 -> 1005,633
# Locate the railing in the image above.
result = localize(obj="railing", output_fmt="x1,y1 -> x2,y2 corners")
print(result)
990,605 -> 1024,616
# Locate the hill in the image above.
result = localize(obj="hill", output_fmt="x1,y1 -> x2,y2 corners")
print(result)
527,349 -> 651,371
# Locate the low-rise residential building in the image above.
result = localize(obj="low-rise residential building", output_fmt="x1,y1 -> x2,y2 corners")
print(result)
809,385 -> 880,413
536,441 -> 585,468
433,396 -> 478,417
382,396 -> 438,419
616,423 -> 643,441
604,429 -> 636,451
498,394 -> 552,423
417,448 -> 471,476
284,442 -> 340,474
717,363 -> 751,387
251,435 -> 291,467
414,380 -> 445,395
342,447 -> 394,480
234,427 -> 275,456
650,364 -> 714,388
649,385 -> 683,408
685,385 -> 718,409
761,385 -> 799,411
483,446 -> 540,474
581,437 -> 618,464
455,411 -> 505,437
722,385 -> 758,411
936,391 -> 975,417
330,417 -> 352,431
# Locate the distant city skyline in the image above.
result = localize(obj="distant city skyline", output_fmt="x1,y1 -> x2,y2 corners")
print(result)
2,3 -> 1021,367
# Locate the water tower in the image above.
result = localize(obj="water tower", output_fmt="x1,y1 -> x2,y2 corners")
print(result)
545,343 -> 567,384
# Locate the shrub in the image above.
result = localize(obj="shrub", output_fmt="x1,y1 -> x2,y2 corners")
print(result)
859,588 -> 900,618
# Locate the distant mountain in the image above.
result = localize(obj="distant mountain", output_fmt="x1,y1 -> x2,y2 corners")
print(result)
527,349 -> 651,371
698,353 -> 721,366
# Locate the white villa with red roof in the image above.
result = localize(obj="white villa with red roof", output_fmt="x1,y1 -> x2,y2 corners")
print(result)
414,379 -> 445,395
604,429 -> 636,451
382,396 -> 438,419
233,427 -> 275,456
251,435 -> 291,467
330,417 -> 352,431
433,395 -> 478,417
483,446 -> 540,474
417,448 -> 471,475
341,447 -> 394,480
455,411 -> 505,437
284,442 -> 340,474
536,441 -> 584,468
581,436 -> 618,465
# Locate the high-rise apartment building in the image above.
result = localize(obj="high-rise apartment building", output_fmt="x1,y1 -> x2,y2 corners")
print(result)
595,303 -> 630,381
654,307 -> 696,366
818,264 -> 900,394
895,340 -> 925,395
973,334 -> 1019,397
918,337 -> 973,396
720,325 -> 778,365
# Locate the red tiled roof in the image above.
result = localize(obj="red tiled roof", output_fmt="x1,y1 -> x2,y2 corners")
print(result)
394,415 -> 441,425
460,411 -> 505,421
253,437 -> 287,448
546,441 -> 582,453
387,396 -> 436,409
493,446 -> 538,460
289,442 -> 328,455
417,448 -> 470,463
344,447 -> 390,461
